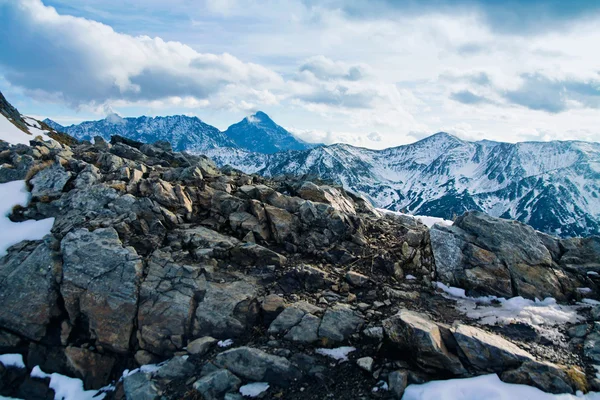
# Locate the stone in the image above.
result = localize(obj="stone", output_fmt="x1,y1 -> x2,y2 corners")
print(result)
29,163 -> 72,198
264,205 -> 298,243
382,310 -> 465,375
500,360 -> 577,394
64,346 -> 115,389
123,372 -> 160,400
74,163 -> 101,188
297,181 -> 356,215
356,357 -> 374,372
388,370 -> 408,399
268,307 -> 305,334
318,304 -> 364,342
451,324 -> 534,372
230,243 -> 287,267
61,227 -> 141,353
214,347 -> 301,385
155,356 -> 195,380
187,336 -> 218,356
193,369 -> 241,400
345,271 -> 369,287
284,314 -> 320,343
261,295 -> 285,324
0,240 -> 61,341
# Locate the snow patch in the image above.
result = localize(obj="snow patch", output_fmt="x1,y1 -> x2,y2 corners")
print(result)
217,339 -> 234,348
0,113 -> 33,145
406,274 -> 417,280
0,354 -> 25,369
31,366 -> 106,400
403,373 -> 600,400
0,180 -> 55,257
377,209 -> 453,228
315,346 -> 356,362
239,382 -> 270,397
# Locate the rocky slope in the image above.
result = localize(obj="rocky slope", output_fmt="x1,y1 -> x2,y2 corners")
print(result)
0,114 -> 600,399
206,133 -> 600,238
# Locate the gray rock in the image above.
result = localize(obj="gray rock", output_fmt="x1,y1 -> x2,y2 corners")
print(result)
155,356 -> 195,380
268,307 -> 305,334
451,324 -> 534,372
345,271 -> 369,287
61,227 -> 141,353
230,243 -> 287,267
214,346 -> 301,385
30,163 -> 72,198
388,370 -> 408,399
187,336 -> 218,356
123,372 -> 160,400
284,314 -> 320,343
382,310 -> 465,375
74,163 -> 101,188
318,304 -> 364,342
356,357 -> 374,372
500,360 -> 577,394
193,369 -> 241,400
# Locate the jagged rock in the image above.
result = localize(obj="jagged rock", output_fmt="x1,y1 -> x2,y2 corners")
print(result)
74,163 -> 101,188
0,153 -> 34,183
345,271 -> 369,287
356,357 -> 374,372
0,239 -> 60,341
193,369 -> 241,400
137,250 -> 207,356
123,372 -> 160,400
61,227 -> 142,353
451,324 -> 534,372
318,304 -> 364,342
230,243 -> 286,267
193,280 -> 258,339
155,356 -> 195,380
283,264 -> 331,292
500,360 -> 578,394
64,346 -> 115,389
388,370 -> 409,399
584,323 -> 600,363
29,163 -> 72,198
214,347 -> 301,385
268,307 -> 306,335
261,295 -> 285,324
383,310 -> 465,375
297,181 -> 356,215
264,204 -> 298,243
187,336 -> 218,356
284,314 -> 320,343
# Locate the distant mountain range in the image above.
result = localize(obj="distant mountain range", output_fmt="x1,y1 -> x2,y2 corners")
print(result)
36,107 -> 600,238
44,111 -> 317,154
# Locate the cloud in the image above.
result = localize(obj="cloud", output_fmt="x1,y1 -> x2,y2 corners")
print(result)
367,131 -> 382,141
503,73 -> 600,113
298,56 -> 368,81
450,90 -> 493,105
0,0 -> 282,108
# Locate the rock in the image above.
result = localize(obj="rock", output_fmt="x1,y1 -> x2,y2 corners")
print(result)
61,227 -> 142,353
451,324 -> 534,372
356,357 -> 374,372
155,356 -> 195,380
363,326 -> 384,340
29,163 -> 72,198
187,336 -> 218,356
123,372 -> 160,400
64,346 -> 115,389
584,325 -> 600,363
264,205 -> 298,243
230,243 -> 287,267
0,239 -> 61,341
261,295 -> 285,324
284,314 -> 320,343
134,350 -> 159,366
345,271 -> 369,287
382,310 -> 465,375
388,370 -> 408,399
500,360 -> 578,394
193,280 -> 258,339
74,163 -> 101,188
268,307 -> 305,334
296,182 -> 356,215
214,347 -> 301,385
193,369 -> 241,400
318,304 -> 364,342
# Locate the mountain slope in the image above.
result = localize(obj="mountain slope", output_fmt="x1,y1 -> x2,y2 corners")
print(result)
224,111 -> 318,153
45,114 -> 237,153
206,132 -> 600,238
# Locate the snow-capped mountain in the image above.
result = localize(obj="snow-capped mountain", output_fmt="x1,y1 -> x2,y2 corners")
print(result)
224,111 -> 317,153
44,114 -> 237,153
205,132 -> 600,238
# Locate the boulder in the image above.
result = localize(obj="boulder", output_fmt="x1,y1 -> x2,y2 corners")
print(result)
297,181 -> 356,215
30,163 -> 72,198
318,304 -> 364,342
187,336 -> 218,356
268,307 -> 306,335
64,346 -> 115,389
345,271 -> 369,287
388,370 -> 408,399
61,227 -> 142,353
284,314 -> 320,343
193,369 -> 241,400
214,347 -> 301,385
123,372 -> 160,400
500,360 -> 578,394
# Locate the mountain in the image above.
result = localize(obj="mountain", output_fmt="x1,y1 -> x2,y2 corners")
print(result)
223,111 -> 318,153
206,132 -> 600,238
44,114 -> 237,153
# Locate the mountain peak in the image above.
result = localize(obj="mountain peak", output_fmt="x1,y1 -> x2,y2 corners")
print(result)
246,111 -> 273,125
105,112 -> 125,125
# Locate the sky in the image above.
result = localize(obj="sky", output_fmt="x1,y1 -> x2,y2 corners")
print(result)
1,0 -> 600,149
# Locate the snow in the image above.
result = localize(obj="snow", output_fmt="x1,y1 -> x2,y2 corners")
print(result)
217,339 -> 234,348
436,282 -> 583,344
122,362 -> 163,378
372,381 -> 389,392
403,373 -> 600,400
31,366 -> 106,400
0,354 -> 25,369
0,180 -> 55,257
315,346 -> 356,361
239,382 -> 270,397
582,299 -> 600,305
377,209 -> 453,228
0,113 -> 34,145
406,274 -> 417,280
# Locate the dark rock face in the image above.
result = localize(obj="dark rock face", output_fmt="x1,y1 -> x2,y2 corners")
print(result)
0,100 -> 598,399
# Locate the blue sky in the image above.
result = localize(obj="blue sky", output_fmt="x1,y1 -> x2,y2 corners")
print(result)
1,0 -> 600,148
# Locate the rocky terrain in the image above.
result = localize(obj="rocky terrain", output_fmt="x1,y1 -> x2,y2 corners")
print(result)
0,115 -> 600,400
